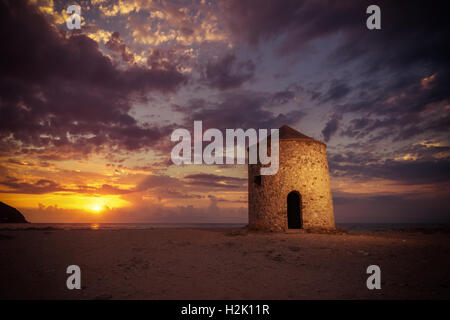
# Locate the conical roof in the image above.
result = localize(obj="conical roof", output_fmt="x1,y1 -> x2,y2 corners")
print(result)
277,125 -> 314,140
248,125 -> 323,151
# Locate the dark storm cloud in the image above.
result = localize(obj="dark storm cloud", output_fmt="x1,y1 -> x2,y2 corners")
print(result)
322,113 -> 342,142
220,0 -> 363,49
340,107 -> 449,143
202,54 -> 255,90
329,151 -> 450,186
270,90 -> 295,105
0,0 -> 186,157
329,0 -> 449,141
222,0 -> 449,64
290,78 -> 351,108
221,0 -> 450,142
340,117 -> 373,139
320,80 -> 351,103
176,91 -> 305,130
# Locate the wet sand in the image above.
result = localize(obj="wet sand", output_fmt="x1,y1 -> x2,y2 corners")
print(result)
0,227 -> 449,299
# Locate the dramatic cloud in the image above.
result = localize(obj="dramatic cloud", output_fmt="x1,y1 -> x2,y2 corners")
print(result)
220,0 -> 363,49
220,0 -> 450,143
320,80 -> 351,104
105,31 -> 135,63
175,91 -> 305,130
203,54 -> 255,90
329,152 -> 450,186
0,0 -> 186,157
270,91 -> 295,106
322,113 -> 342,142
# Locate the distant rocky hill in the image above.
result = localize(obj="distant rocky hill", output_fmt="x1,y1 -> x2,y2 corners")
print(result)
0,202 -> 28,223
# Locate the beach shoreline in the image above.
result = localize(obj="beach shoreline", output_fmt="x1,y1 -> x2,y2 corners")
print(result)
1,227 -> 449,299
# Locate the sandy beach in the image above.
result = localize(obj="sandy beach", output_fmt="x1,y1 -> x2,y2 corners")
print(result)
1,226 -> 449,300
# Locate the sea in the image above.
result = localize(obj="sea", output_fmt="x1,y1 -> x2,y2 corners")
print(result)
1,222 -> 450,231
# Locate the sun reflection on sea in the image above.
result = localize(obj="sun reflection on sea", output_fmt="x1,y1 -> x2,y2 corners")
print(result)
90,223 -> 100,230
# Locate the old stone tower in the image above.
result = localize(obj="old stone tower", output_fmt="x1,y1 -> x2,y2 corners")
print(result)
248,125 -> 335,231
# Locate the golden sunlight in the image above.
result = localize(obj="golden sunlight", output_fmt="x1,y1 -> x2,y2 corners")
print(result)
91,205 -> 102,213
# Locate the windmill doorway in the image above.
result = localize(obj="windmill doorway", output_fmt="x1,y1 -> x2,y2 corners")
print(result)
287,191 -> 302,229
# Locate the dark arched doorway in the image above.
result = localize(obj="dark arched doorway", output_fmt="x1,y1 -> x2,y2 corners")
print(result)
287,191 -> 302,229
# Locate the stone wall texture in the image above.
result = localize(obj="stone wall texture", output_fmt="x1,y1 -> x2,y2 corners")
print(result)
248,139 -> 335,231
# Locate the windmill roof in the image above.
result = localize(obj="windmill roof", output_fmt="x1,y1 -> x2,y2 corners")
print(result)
277,125 -> 314,140
247,125 -> 324,151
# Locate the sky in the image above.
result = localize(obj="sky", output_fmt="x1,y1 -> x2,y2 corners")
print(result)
0,0 -> 449,223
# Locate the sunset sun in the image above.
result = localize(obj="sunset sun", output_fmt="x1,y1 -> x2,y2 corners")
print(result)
91,205 -> 102,213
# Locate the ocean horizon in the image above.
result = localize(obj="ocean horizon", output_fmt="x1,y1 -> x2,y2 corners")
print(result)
1,222 -> 450,231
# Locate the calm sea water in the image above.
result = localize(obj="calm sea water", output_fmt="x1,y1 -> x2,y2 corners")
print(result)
0,223 -> 247,230
1,222 -> 449,231
337,223 -> 450,231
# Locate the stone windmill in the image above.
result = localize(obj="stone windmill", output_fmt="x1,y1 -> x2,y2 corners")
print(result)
248,125 -> 335,231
